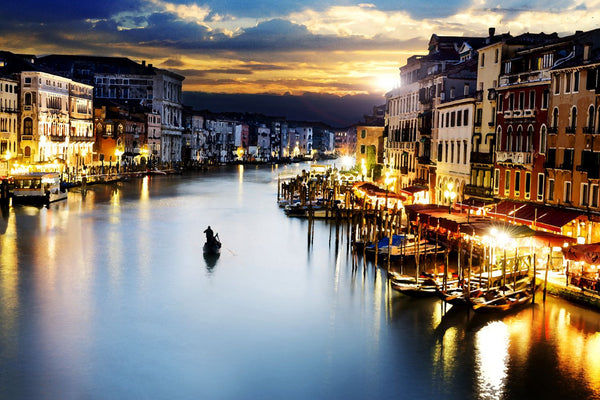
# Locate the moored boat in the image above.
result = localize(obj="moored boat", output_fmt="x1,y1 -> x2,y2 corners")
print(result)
11,172 -> 68,204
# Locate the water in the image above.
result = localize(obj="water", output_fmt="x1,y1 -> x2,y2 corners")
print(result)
0,163 -> 599,400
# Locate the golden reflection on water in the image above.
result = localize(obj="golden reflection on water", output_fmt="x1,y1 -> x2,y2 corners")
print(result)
475,321 -> 509,400
0,209 -> 18,359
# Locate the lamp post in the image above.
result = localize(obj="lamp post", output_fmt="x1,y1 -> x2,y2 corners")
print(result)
444,181 -> 457,214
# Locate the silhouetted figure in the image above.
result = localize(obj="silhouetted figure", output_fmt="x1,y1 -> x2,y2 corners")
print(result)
204,226 -> 214,245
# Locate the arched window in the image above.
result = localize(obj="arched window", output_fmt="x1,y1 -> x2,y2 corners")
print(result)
588,105 -> 595,133
496,126 -> 502,151
507,126 -> 513,152
516,126 -> 523,152
540,126 -> 547,154
23,117 -> 33,135
526,126 -> 534,152
571,106 -> 577,130
24,92 -> 32,106
552,107 -> 559,128
24,146 -> 31,157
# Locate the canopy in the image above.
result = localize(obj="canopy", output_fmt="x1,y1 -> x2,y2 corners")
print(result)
562,243 -> 600,264
487,200 -> 584,233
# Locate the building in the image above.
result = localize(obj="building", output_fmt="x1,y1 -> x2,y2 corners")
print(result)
356,125 -> 385,180
0,75 -> 19,174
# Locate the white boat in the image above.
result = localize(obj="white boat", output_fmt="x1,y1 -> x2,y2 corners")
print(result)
11,172 -> 68,204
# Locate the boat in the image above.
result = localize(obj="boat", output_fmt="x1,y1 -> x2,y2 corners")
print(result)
203,233 -> 222,255
11,172 -> 68,204
388,271 -> 440,298
469,279 -> 537,313
366,234 -> 436,260
436,285 -> 485,307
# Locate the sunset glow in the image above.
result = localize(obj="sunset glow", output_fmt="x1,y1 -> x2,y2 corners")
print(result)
0,0 -> 597,97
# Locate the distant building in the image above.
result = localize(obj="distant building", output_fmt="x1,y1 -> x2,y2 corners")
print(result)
356,125 -> 385,180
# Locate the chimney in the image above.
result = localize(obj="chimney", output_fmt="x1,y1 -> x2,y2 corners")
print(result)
142,60 -> 146,67
489,27 -> 495,37
148,64 -> 153,68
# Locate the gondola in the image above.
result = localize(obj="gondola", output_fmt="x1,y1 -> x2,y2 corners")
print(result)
203,233 -> 222,255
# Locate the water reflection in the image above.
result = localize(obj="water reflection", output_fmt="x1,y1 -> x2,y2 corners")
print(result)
204,253 -> 219,272
0,166 -> 600,400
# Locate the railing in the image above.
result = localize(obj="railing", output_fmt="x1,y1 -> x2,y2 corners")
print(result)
499,70 -> 550,87
576,165 -> 600,179
49,135 -> 65,142
496,151 -> 532,164
566,126 -> 576,134
557,163 -> 573,171
544,161 -> 556,169
547,126 -> 558,134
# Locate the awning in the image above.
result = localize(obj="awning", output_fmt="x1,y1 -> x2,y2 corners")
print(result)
400,185 -> 428,197
562,243 -> 600,264
487,200 -> 584,233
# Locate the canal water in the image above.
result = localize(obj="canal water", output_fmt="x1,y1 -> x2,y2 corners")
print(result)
0,163 -> 599,400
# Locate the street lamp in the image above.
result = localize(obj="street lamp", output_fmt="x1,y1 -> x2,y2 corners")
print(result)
444,181 -> 456,214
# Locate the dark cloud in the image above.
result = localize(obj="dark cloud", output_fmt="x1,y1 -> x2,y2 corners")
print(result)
0,0 -> 143,22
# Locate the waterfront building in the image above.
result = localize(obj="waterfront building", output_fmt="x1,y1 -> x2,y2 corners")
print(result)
147,111 -> 161,166
435,96 -> 476,206
545,29 -> 600,242
295,126 -> 313,157
385,55 -> 420,193
0,75 -> 18,174
356,125 -> 385,180
257,125 -> 271,161
467,32 -> 558,204
415,34 -> 489,203
38,56 -> 184,164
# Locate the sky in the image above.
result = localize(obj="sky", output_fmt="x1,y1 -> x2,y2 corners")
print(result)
0,0 -> 598,125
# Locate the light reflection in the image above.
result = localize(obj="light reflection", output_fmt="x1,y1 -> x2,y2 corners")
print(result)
0,208 -> 18,359
475,321 -> 509,400
238,164 -> 244,204
140,176 -> 149,202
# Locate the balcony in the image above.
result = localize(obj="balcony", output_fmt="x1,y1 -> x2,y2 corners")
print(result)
547,126 -> 558,134
496,151 -> 532,164
470,151 -> 493,164
583,126 -> 597,134
49,135 -> 66,142
544,161 -> 556,169
499,70 -> 550,87
566,126 -> 576,134
71,135 -> 95,142
464,184 -> 493,198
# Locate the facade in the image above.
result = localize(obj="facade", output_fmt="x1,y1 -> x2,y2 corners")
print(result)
0,76 -> 19,173
435,97 -> 475,205
147,111 -> 161,166
356,125 -> 385,180
295,127 -> 313,156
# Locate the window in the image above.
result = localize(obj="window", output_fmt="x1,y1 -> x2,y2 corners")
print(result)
451,142 -> 455,163
451,112 -> 455,127
360,145 -> 366,154
542,90 -> 549,109
591,184 -> 599,208
463,141 -> 468,164
23,117 -> 33,135
515,171 -> 521,195
581,183 -> 589,206
481,53 -> 485,67
361,129 -> 366,138
450,87 -> 455,99
464,84 -> 469,97
519,92 -> 525,110
554,74 -> 560,94
495,49 -> 499,63
525,172 -> 531,199
552,108 -> 559,128
24,92 -> 32,106
494,169 -> 500,193
564,181 -> 572,203
548,179 -> 555,201
529,91 -> 535,109
565,72 -> 572,93
437,143 -> 443,162
476,108 -> 482,125
574,71 -> 580,92
570,106 -> 577,130
457,110 -> 462,127
586,68 -> 598,91
505,170 -> 510,192
540,126 -> 547,154
464,109 -> 469,126
537,173 -> 545,201
588,105 -> 595,133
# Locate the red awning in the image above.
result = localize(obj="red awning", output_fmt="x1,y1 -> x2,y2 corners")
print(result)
487,200 -> 584,233
563,243 -> 600,264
